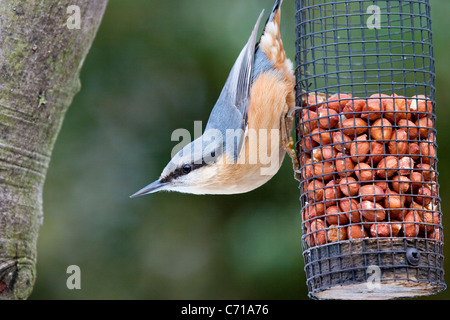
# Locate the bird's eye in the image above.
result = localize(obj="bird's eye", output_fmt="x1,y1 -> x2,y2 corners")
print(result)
182,164 -> 192,174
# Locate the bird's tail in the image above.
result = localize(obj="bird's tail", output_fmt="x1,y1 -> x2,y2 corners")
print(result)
258,0 -> 289,72
266,0 -> 283,28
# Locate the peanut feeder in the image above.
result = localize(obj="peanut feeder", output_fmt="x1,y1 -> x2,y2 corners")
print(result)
295,0 -> 445,300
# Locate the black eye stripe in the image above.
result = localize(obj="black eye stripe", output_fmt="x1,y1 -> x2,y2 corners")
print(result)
160,161 -> 207,183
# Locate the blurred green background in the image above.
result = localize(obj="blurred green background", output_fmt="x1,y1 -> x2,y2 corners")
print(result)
30,0 -> 450,299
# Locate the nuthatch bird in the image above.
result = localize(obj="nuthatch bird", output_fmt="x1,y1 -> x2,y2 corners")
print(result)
131,0 -> 297,197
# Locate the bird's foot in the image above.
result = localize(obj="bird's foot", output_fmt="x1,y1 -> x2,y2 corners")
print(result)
282,106 -> 302,181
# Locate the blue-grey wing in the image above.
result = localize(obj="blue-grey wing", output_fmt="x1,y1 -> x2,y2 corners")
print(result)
205,10 -> 264,160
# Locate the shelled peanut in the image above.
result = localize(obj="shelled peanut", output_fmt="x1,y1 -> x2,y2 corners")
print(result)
299,93 -> 442,247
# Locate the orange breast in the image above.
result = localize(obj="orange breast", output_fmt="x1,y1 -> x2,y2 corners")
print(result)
210,70 -> 295,193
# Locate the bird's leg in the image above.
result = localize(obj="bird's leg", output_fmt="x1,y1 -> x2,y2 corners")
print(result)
281,106 -> 302,180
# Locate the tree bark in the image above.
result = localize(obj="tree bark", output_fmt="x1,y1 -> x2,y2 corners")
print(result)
0,0 -> 107,299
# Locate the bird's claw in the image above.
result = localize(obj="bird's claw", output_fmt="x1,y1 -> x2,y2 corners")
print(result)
282,106 -> 301,181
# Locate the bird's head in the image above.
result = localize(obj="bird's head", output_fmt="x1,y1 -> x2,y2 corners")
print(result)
130,136 -> 223,197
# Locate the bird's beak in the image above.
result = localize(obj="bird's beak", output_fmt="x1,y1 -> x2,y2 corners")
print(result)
130,179 -> 169,198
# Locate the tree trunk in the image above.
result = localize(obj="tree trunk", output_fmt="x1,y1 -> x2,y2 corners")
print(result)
0,0 -> 107,299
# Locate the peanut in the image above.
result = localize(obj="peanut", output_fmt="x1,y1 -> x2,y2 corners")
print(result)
416,117 -> 433,139
375,181 -> 388,193
343,99 -> 366,118
332,131 -> 352,152
391,175 -> 410,194
385,95 -> 407,123
369,141 -> 385,164
354,162 -> 374,181
313,161 -> 335,181
350,134 -> 370,163
408,95 -> 433,118
403,211 -> 423,238
384,189 -> 406,211
420,135 -> 436,164
410,172 -> 423,190
327,93 -> 352,112
370,223 -> 392,237
325,205 -> 349,225
414,163 -> 433,181
359,218 -> 373,232
321,146 -> 337,161
339,198 -> 361,223
397,119 -> 419,140
300,109 -> 319,133
422,211 -> 440,233
363,94 -> 384,121
312,148 -> 322,163
339,176 -> 359,196
415,185 -> 432,206
302,159 -> 314,180
306,179 -> 324,202
304,202 -> 326,220
318,107 -> 339,129
429,182 -> 439,198
327,225 -> 348,242
311,127 -> 332,145
324,180 -> 341,206
299,152 -> 310,164
305,226 -> 315,247
410,201 -> 426,211
398,156 -> 414,176
310,219 -> 327,246
427,228 -> 442,241
304,93 -> 326,111
339,198 -> 358,213
393,95 -> 408,115
370,118 -> 393,141
358,201 -> 386,222
388,129 -> 408,155
347,225 -> 368,239
376,156 -> 399,178
389,209 -> 406,221
409,142 -> 420,161
420,140 -> 436,161
301,136 -> 318,153
390,221 -> 403,237
340,118 -> 368,137
359,184 -> 385,202
334,152 -> 354,177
